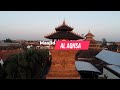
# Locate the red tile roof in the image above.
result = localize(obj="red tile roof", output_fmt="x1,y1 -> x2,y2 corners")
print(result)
0,49 -> 23,61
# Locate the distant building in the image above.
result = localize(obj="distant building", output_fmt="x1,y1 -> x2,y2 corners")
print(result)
24,41 -> 40,46
0,42 -> 21,50
114,42 -> 120,52
85,30 -> 96,43
84,30 -> 102,49
27,45 -> 33,49
107,42 -> 120,52
0,49 -> 23,61
0,42 -> 20,46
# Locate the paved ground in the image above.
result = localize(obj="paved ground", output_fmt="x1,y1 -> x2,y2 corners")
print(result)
46,50 -> 80,79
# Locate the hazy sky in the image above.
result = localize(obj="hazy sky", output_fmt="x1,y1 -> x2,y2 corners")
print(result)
0,11 -> 120,42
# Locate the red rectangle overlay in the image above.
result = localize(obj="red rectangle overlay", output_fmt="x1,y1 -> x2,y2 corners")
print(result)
55,40 -> 90,50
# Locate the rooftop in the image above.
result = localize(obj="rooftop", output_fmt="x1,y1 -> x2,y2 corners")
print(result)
96,50 -> 120,66
85,30 -> 95,37
0,42 -> 20,46
107,65 -> 120,74
45,31 -> 84,40
75,61 -> 101,74
76,48 -> 101,59
55,20 -> 73,31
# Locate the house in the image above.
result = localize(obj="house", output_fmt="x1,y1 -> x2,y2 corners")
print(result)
27,45 -> 33,49
84,30 -> 102,49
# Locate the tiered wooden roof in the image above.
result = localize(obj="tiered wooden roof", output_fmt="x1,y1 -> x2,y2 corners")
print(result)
55,20 -> 73,31
45,20 -> 84,40
45,31 -> 83,40
85,30 -> 95,37
85,30 -> 96,44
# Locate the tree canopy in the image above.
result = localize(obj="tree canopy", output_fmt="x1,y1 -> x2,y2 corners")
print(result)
1,49 -> 51,79
102,38 -> 107,47
4,38 -> 13,43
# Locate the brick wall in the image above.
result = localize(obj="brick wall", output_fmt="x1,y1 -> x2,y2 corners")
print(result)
46,50 -> 80,79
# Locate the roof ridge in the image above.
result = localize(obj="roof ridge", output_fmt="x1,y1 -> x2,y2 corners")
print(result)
44,31 -> 57,37
71,31 -> 84,39
109,64 -> 120,67
55,22 -> 73,30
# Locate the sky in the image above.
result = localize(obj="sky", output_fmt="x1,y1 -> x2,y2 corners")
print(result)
0,11 -> 120,42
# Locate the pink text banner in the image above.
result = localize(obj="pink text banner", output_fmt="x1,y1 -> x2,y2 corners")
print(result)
55,40 -> 90,50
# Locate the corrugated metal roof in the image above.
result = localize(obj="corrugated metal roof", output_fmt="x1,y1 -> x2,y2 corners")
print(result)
75,61 -> 101,73
96,50 -> 120,66
107,65 -> 120,74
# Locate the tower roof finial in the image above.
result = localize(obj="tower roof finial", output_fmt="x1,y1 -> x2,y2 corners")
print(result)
63,18 -> 66,25
89,29 -> 90,33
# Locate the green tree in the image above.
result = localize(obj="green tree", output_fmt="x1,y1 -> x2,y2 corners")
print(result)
3,49 -> 51,79
0,64 -> 6,79
102,38 -> 107,47
4,38 -> 13,43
